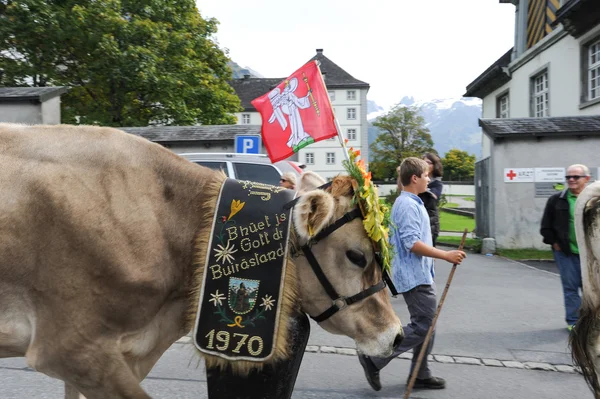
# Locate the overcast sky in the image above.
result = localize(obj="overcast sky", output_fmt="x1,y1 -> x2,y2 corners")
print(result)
196,0 -> 515,109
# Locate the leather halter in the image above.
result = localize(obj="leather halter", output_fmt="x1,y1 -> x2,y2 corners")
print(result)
285,183 -> 399,323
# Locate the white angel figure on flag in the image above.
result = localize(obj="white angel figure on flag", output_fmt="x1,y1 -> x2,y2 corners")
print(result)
267,77 -> 315,151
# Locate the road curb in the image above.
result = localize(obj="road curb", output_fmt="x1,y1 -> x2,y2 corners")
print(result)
174,338 -> 580,374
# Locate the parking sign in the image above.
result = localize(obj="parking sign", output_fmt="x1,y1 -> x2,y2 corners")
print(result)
235,135 -> 261,154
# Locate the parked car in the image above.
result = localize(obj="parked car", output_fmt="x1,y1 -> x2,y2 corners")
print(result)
178,153 -> 304,187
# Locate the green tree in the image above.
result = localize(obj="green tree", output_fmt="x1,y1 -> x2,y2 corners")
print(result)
369,105 -> 435,180
442,149 -> 476,181
0,0 -> 241,126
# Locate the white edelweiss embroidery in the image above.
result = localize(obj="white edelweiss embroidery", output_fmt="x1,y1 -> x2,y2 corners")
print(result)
209,290 -> 225,307
260,294 -> 276,311
214,242 -> 237,265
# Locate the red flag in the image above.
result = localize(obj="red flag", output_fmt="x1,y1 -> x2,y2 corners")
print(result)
251,61 -> 337,163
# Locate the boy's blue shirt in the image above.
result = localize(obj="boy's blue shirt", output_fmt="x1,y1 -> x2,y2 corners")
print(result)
389,191 -> 435,293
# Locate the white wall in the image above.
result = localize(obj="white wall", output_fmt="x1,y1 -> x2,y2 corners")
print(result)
0,103 -> 41,123
40,97 -> 61,124
235,111 -> 262,126
489,136 -> 600,249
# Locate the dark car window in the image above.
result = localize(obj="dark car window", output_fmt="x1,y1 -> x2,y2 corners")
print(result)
232,163 -> 280,186
194,161 -> 229,176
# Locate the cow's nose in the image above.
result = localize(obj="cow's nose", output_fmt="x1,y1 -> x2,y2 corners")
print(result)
393,331 -> 404,349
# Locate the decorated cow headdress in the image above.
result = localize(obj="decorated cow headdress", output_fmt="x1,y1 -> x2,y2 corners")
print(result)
341,143 -> 393,273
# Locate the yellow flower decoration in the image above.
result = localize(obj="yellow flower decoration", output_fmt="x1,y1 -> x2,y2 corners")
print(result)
342,147 -> 393,272
228,199 -> 245,220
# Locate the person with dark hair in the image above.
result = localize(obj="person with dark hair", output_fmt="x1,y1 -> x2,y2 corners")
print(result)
419,153 -> 444,246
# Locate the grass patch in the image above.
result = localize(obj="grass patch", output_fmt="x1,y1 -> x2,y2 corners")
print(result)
441,202 -> 459,208
439,212 -> 475,232
464,196 -> 475,202
437,236 -> 481,251
496,248 -> 554,260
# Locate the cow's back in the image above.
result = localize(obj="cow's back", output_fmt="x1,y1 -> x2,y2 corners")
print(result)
0,124 -> 211,354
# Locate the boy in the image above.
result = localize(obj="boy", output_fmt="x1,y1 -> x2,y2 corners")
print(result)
358,157 -> 465,391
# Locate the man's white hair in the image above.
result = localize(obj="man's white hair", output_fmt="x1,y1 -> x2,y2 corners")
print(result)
568,164 -> 590,176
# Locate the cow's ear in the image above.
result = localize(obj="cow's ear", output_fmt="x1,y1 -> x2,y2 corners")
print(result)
297,171 -> 326,193
293,190 -> 335,240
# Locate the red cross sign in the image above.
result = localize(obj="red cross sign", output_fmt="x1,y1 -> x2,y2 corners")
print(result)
504,168 -> 534,183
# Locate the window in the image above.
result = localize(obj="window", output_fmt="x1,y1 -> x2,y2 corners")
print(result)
497,93 -> 509,118
232,163 -> 280,186
347,108 -> 356,120
242,114 -> 251,124
588,39 -> 600,101
347,128 -> 357,140
305,152 -> 314,165
531,70 -> 549,117
328,91 -> 335,101
326,152 -> 335,165
346,90 -> 356,100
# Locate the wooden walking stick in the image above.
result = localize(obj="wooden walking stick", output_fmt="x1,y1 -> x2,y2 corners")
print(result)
403,228 -> 468,399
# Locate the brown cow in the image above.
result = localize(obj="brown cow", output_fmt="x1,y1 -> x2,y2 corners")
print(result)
0,123 -> 402,398
571,181 -> 600,398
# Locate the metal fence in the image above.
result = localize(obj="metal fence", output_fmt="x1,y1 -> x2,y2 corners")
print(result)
474,158 -> 491,238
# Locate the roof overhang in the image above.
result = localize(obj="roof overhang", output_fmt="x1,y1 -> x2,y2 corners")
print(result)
464,49 -> 512,98
120,125 -> 261,143
0,87 -> 69,103
479,115 -> 600,140
553,0 -> 600,38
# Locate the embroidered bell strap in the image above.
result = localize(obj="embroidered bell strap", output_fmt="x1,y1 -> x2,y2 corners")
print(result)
193,178 -> 295,362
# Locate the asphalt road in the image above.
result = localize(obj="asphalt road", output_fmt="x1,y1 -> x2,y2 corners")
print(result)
0,249 -> 592,398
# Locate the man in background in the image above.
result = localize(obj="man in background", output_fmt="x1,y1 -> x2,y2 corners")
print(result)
541,164 -> 590,331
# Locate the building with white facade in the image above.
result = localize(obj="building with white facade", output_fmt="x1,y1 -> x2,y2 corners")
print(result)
0,87 -> 68,124
464,0 -> 600,248
230,49 -> 370,180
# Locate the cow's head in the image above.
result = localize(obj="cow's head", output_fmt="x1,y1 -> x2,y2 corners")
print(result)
290,171 -> 403,357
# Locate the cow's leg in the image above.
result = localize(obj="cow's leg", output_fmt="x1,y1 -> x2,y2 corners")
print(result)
27,341 -> 152,399
63,356 -> 152,399
65,383 -> 86,399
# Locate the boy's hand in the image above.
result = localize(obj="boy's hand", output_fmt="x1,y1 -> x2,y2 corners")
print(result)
444,250 -> 466,264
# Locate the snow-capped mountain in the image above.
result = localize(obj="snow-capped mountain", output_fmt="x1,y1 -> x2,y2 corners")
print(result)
368,96 -> 483,159
228,61 -> 264,79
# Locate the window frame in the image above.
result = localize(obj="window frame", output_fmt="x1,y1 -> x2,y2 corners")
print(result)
326,152 -> 335,165
241,113 -> 251,124
346,90 -> 356,101
305,152 -> 314,165
581,36 -> 600,107
347,128 -> 357,141
530,67 -> 549,117
328,91 -> 335,102
347,108 -> 356,120
496,90 -> 510,119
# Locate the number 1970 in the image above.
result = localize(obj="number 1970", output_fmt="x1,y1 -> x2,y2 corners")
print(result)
205,329 -> 264,356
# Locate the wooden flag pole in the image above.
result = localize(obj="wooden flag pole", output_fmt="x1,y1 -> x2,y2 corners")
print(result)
403,228 -> 468,399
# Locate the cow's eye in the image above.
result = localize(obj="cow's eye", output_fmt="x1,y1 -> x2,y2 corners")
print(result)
346,249 -> 367,268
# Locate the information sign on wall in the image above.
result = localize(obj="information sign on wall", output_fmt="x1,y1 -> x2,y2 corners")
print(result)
504,168 -> 534,182
534,168 -> 565,183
